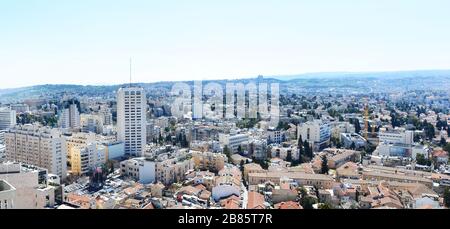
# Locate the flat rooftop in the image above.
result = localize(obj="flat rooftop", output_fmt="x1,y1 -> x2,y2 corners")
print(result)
249,172 -> 333,181
0,180 -> 15,192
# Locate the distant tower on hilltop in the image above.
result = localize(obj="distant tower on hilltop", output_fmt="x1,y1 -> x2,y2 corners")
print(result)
257,75 -> 264,82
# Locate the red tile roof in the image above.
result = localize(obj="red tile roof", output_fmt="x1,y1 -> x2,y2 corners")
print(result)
274,201 -> 303,209
247,191 -> 266,209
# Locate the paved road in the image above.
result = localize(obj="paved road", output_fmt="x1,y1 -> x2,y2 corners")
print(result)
241,182 -> 248,209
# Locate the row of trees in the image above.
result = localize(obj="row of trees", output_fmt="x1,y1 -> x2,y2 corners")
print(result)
294,136 -> 314,165
17,113 -> 58,127
152,132 -> 189,148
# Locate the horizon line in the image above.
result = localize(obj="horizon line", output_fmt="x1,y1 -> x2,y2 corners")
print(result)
1,68 -> 450,90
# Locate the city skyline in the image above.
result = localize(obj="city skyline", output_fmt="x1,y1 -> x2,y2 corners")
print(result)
1,0 -> 450,88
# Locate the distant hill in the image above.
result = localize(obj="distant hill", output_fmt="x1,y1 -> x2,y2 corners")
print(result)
271,70 -> 450,81
0,71 -> 449,103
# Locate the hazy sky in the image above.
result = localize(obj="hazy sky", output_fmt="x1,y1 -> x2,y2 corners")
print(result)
1,0 -> 450,88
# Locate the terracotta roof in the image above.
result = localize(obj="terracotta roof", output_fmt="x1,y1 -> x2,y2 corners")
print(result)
223,199 -> 240,209
143,203 -> 155,209
336,162 -> 359,178
194,184 -> 207,191
220,195 -> 241,209
433,150 -> 449,158
199,190 -> 211,200
66,193 -> 91,209
177,185 -> 202,196
274,201 -> 303,209
247,191 -> 266,209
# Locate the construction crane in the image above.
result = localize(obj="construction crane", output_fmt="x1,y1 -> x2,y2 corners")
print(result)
371,115 -> 377,139
364,98 -> 370,140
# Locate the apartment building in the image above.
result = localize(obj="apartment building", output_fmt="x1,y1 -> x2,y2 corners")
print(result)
10,104 -> 30,113
248,139 -> 268,160
120,157 -> 156,184
298,120 -> 331,151
0,180 -> 16,209
191,151 -> 227,172
378,129 -> 414,145
66,132 -> 96,164
271,144 -> 299,161
341,133 -> 367,149
219,133 -> 249,153
0,162 -> 55,209
212,166 -> 242,201
71,144 -> 106,176
59,103 -> 81,130
120,154 -> 194,185
331,122 -> 356,139
4,125 -> 67,180
80,114 -> 104,134
156,157 -> 194,185
117,87 -> 147,157
0,108 -> 16,131
267,128 -> 285,144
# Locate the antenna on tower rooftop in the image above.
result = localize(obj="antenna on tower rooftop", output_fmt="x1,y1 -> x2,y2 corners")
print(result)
129,58 -> 132,87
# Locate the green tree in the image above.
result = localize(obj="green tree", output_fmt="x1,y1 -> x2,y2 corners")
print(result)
301,196 -> 317,210
240,160 -> 245,172
416,154 -> 432,166
286,151 -> 293,162
223,145 -> 232,162
350,118 -> 361,134
440,137 -> 447,147
298,187 -> 314,209
298,135 -> 303,149
318,203 -> 333,209
423,121 -> 436,140
350,142 -> 356,150
165,134 -> 172,143
321,155 -> 329,174
444,188 -> 450,208
297,136 -> 304,163
158,133 -> 163,144
444,143 -> 450,154
304,140 -> 313,159
237,145 -> 243,155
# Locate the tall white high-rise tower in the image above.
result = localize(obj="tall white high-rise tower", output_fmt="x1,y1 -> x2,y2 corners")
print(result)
117,87 -> 147,157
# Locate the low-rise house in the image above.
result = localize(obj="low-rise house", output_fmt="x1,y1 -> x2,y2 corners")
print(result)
288,163 -> 315,174
432,150 -> 449,164
150,183 -> 165,198
274,201 -> 303,209
336,162 -> 361,181
248,172 -> 334,189
326,149 -> 361,169
362,171 -> 433,188
192,151 -> 227,172
272,177 -> 298,204
359,182 -> 404,209
341,133 -> 367,149
220,195 -> 241,209
243,163 -> 265,181
247,191 -> 266,209
66,193 -> 93,209
186,171 -> 215,191
318,189 -> 333,204
212,166 -> 242,201
231,154 -> 249,165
